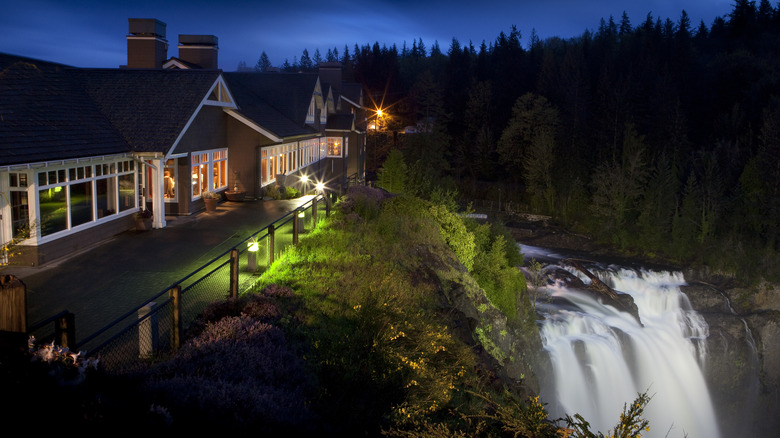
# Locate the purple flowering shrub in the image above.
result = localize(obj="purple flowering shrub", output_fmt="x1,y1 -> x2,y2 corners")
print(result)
141,285 -> 316,433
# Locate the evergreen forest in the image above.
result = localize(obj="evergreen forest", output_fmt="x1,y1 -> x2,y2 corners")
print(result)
264,1 -> 780,281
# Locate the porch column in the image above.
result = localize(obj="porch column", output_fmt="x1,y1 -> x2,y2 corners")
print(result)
150,158 -> 167,229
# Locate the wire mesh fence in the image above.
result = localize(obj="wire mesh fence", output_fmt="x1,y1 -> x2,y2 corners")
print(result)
66,194 -> 330,373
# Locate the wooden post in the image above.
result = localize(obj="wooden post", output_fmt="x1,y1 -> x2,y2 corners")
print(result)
138,302 -> 158,359
170,285 -> 182,351
268,224 -> 275,265
229,249 -> 239,298
326,196 -> 331,217
293,209 -> 300,245
312,197 -> 318,227
0,275 -> 26,333
55,312 -> 75,349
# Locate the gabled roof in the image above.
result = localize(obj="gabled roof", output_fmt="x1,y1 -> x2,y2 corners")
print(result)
0,53 -> 129,166
224,72 -> 321,138
340,83 -> 364,109
325,113 -> 355,131
77,68 -> 223,153
163,57 -> 202,70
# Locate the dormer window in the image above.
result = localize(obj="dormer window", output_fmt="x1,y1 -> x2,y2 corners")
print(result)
306,98 -> 316,124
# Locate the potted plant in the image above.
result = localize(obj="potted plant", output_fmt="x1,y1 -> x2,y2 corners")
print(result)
202,190 -> 220,212
135,208 -> 153,231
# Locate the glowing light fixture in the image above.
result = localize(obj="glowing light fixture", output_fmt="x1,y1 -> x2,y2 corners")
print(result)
300,175 -> 309,183
315,182 -> 325,192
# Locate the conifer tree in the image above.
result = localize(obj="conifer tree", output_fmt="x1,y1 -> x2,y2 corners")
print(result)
255,51 -> 272,72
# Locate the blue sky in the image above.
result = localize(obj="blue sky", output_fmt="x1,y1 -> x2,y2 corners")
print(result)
1,0 -> 734,71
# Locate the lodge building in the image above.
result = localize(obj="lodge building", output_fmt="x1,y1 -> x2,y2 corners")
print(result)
0,18 -> 367,266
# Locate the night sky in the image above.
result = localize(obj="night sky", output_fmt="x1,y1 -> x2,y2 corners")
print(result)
1,0 -> 734,71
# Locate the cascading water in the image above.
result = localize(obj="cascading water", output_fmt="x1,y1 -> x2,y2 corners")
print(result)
524,245 -> 720,438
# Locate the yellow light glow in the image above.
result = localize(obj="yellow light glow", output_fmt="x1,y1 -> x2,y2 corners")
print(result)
300,175 -> 309,183
377,109 -> 384,117
315,182 -> 325,192
248,241 -> 259,252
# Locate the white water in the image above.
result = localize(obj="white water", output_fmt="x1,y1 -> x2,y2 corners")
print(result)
528,246 -> 720,437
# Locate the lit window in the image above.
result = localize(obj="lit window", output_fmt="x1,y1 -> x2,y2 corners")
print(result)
35,159 -> 135,237
191,149 -> 228,199
327,137 -> 342,157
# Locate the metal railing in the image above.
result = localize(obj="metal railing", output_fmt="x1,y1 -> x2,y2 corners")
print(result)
38,194 -> 329,373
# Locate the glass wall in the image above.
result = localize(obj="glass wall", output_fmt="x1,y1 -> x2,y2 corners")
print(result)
259,139 -> 325,187
36,158 -> 136,238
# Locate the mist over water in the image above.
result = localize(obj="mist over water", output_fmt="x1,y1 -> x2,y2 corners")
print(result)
523,245 -> 720,438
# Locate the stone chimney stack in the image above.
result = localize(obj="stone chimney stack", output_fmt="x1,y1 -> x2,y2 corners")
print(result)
126,19 -> 168,69
178,35 -> 219,69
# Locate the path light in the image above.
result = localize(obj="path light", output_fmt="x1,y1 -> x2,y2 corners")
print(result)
247,239 -> 259,272
315,182 -> 325,193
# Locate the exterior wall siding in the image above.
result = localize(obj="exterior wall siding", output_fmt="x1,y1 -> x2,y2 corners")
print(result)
225,116 -> 261,199
16,214 -> 134,266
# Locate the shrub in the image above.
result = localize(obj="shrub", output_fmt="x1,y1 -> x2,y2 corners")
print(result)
378,149 -> 408,194
285,186 -> 301,199
265,184 -> 281,200
429,204 -> 476,271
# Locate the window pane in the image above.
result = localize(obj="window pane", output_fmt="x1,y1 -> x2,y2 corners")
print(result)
164,165 -> 175,199
11,191 -> 29,239
200,164 -> 208,194
192,166 -> 201,197
39,187 -> 67,236
70,181 -> 93,227
118,174 -> 135,212
96,178 -> 116,219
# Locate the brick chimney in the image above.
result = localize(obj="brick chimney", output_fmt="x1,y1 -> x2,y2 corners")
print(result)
178,34 -> 219,69
318,61 -> 343,94
126,18 -> 168,69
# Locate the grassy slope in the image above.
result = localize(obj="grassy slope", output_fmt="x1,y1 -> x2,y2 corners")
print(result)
249,192 -> 545,435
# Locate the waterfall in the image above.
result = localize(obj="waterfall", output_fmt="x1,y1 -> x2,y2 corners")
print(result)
524,245 -> 720,438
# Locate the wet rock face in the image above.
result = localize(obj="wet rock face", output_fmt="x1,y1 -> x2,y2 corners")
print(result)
682,281 -> 780,438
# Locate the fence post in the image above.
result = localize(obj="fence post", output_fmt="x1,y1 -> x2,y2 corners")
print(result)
293,209 -> 300,245
326,196 -> 331,217
229,249 -> 239,298
268,224 -> 275,266
170,285 -> 181,351
55,312 -> 76,349
138,302 -> 158,359
0,274 -> 26,333
312,197 -> 318,228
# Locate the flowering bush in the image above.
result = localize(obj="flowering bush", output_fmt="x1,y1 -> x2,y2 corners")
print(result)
28,336 -> 99,385
201,190 -> 220,200
142,314 -> 315,433
139,283 -> 313,432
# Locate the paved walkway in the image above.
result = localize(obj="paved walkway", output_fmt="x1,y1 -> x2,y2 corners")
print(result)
1,195 -> 315,344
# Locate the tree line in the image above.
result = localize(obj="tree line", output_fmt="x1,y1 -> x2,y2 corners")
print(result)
258,1 -> 780,280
